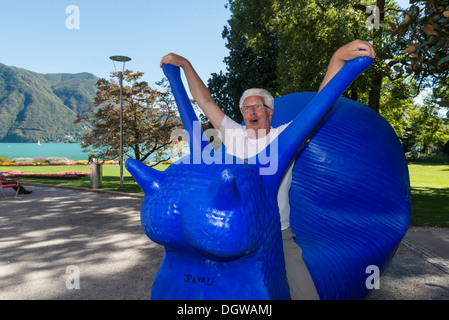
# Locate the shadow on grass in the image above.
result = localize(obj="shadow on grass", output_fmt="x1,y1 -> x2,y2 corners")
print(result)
411,187 -> 449,228
409,162 -> 449,171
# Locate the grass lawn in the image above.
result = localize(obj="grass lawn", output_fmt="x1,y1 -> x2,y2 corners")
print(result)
2,163 -> 448,227
408,163 -> 449,228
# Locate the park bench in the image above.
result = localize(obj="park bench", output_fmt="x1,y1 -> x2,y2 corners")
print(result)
0,173 -> 20,197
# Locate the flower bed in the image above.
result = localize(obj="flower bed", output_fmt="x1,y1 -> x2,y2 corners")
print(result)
2,170 -> 90,180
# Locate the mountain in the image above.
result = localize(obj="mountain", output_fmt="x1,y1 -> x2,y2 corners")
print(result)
0,63 -> 98,143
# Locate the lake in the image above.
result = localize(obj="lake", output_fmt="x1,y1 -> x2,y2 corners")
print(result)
0,143 -> 89,161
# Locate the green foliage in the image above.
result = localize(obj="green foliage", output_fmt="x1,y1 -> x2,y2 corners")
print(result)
408,153 -> 449,163
7,157 -> 73,164
379,77 -> 418,149
0,155 -> 10,162
380,78 -> 449,154
211,0 -> 406,115
442,139 -> 449,156
10,158 -> 35,164
42,157 -> 73,165
387,0 -> 449,109
212,0 -> 448,154
388,0 -> 449,81
0,63 -> 97,143
267,0 -> 371,94
207,18 -> 279,123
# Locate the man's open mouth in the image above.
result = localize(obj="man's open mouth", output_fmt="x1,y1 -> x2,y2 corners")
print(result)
249,119 -> 259,124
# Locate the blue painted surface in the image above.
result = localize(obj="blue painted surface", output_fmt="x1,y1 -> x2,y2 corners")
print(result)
126,57 -> 411,299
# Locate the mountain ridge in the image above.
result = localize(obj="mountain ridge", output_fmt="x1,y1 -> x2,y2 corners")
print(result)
0,62 -> 98,143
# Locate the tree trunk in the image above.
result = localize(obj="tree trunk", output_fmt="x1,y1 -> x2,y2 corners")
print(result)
367,0 -> 385,113
368,70 -> 382,113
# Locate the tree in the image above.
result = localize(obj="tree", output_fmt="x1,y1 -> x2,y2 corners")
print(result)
409,103 -> 449,154
75,71 -> 182,166
207,2 -> 279,123
379,76 -> 418,140
432,81 -> 449,117
388,0 -> 449,81
386,88 -> 449,154
211,0 -> 405,114
208,0 -> 449,155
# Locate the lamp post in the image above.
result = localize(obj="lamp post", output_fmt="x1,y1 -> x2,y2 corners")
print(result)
110,55 -> 131,188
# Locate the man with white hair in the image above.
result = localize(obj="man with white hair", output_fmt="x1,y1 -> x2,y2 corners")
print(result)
160,40 -> 375,299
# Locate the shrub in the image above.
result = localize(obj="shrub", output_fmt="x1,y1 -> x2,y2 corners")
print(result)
12,158 -> 35,164
442,140 -> 449,157
411,153 -> 449,164
103,160 -> 117,164
44,157 -> 72,165
0,155 -> 10,162
405,152 -> 418,162
7,157 -> 76,165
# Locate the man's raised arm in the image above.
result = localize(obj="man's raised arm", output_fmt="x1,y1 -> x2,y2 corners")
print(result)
161,53 -> 225,130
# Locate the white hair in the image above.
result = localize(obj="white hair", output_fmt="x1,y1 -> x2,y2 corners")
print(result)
239,88 -> 274,113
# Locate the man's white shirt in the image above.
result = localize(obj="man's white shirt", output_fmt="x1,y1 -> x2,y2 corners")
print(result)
219,115 -> 293,230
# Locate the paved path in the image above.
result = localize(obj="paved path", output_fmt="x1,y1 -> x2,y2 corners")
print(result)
0,186 -> 161,299
1,185 -> 448,300
366,227 -> 449,300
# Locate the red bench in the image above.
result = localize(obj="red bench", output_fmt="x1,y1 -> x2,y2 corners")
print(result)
0,173 -> 20,197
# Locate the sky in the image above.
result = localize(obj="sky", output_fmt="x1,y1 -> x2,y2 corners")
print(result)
0,0 -> 412,87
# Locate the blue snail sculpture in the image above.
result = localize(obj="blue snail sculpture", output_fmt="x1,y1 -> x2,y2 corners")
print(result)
126,56 -> 411,300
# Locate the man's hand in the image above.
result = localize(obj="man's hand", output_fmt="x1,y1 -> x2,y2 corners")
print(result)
333,39 -> 376,62
160,53 -> 190,68
159,53 -> 225,130
319,40 -> 375,92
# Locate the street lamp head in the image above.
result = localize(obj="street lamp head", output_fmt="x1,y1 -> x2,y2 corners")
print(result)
110,55 -> 131,62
